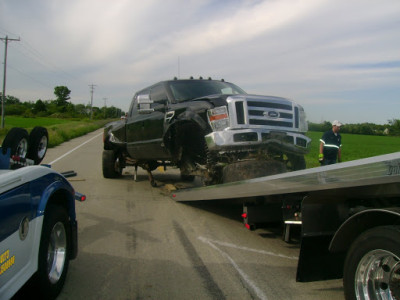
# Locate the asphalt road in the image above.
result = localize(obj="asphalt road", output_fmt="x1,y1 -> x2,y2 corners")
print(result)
42,129 -> 344,300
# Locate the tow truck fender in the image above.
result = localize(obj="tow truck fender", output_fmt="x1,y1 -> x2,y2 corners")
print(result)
36,172 -> 78,260
329,207 -> 400,253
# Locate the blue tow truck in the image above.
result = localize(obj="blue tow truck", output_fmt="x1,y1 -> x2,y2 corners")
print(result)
0,127 -> 85,300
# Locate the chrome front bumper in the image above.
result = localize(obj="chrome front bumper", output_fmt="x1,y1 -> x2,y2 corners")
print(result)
205,129 -> 311,155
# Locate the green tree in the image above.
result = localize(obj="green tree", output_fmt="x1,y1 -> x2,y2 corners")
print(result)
389,119 -> 400,136
33,99 -> 47,114
5,95 -> 21,105
54,86 -> 71,107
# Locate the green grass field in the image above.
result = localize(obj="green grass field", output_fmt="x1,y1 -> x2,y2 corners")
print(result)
305,131 -> 400,168
0,116 -> 113,148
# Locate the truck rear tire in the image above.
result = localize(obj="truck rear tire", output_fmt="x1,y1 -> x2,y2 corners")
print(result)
222,160 -> 287,183
36,204 -> 70,300
102,150 -> 123,178
343,226 -> 400,300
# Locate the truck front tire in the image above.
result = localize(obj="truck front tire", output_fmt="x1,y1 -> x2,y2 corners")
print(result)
222,160 -> 287,183
287,154 -> 306,171
102,150 -> 123,178
36,204 -> 70,300
343,226 -> 400,300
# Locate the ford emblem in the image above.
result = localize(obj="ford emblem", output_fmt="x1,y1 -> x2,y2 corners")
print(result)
264,111 -> 279,118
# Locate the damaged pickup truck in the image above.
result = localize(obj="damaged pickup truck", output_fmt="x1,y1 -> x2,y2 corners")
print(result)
102,78 -> 311,185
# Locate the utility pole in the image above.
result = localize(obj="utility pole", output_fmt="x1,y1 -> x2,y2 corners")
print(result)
103,97 -> 107,118
1,35 -> 20,128
89,84 -> 96,120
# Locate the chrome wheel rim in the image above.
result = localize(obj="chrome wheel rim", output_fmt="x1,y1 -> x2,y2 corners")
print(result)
47,222 -> 67,284
37,136 -> 48,159
355,249 -> 400,300
17,138 -> 29,158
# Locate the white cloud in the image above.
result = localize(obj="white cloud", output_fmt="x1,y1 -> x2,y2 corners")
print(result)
0,0 -> 399,124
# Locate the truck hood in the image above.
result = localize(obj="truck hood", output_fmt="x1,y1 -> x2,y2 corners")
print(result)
192,94 -> 295,108
192,94 -> 230,107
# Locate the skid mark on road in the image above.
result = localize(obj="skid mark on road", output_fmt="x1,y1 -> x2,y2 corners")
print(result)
198,237 -> 300,300
199,236 -> 297,260
49,132 -> 103,165
199,236 -> 269,300
173,221 -> 226,299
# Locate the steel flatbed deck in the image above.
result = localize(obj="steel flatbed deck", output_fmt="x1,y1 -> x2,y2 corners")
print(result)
171,152 -> 400,202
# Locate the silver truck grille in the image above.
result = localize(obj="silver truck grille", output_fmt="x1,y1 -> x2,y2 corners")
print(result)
234,98 -> 299,129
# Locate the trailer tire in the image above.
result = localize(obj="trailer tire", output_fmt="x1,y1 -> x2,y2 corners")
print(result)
102,150 -> 123,178
27,126 -> 48,164
1,127 -> 29,158
222,160 -> 287,183
343,226 -> 400,300
36,204 -> 70,300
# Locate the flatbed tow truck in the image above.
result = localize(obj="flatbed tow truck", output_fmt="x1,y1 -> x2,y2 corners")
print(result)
171,152 -> 400,300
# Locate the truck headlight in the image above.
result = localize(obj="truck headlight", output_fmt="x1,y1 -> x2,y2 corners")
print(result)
207,106 -> 230,131
298,106 -> 308,132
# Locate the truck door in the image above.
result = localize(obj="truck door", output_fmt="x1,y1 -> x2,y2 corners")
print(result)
126,84 -> 170,159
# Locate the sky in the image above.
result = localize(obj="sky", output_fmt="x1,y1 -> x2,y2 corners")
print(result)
0,0 -> 399,125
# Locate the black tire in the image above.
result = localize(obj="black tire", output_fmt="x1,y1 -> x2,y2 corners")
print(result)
102,150 -> 123,178
343,226 -> 400,300
36,204 -> 70,300
222,160 -> 287,183
1,127 -> 29,158
286,154 -> 306,171
27,126 -> 49,164
181,173 -> 195,182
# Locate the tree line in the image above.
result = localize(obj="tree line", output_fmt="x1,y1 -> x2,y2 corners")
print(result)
1,86 -> 124,119
1,86 -> 399,136
308,120 -> 400,136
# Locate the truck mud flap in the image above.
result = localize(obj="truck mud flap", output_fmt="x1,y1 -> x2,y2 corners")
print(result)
297,193 -> 348,281
296,235 -> 345,282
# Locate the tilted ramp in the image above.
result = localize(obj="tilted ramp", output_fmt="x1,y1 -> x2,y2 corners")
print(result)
171,152 -> 400,202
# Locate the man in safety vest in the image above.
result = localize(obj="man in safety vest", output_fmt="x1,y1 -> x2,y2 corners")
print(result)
319,120 -> 342,165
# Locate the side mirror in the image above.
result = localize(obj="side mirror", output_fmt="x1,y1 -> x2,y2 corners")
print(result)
137,94 -> 154,114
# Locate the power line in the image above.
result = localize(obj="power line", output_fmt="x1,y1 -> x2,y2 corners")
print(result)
1,35 -> 20,128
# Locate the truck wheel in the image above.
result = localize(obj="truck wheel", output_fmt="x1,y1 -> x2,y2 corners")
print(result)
222,160 -> 287,183
102,150 -> 123,178
27,126 -> 48,164
181,173 -> 195,182
343,226 -> 400,300
36,204 -> 70,299
286,154 -> 306,171
1,127 -> 29,158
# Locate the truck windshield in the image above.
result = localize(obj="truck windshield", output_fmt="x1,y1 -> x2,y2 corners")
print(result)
168,80 -> 246,102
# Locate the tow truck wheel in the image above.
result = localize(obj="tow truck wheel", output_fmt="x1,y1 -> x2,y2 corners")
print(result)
222,160 -> 287,183
27,126 -> 48,164
102,149 -> 123,178
343,226 -> 400,300
1,127 -> 29,158
36,204 -> 70,299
